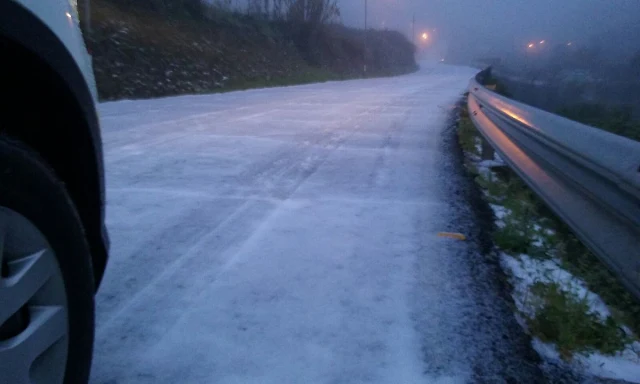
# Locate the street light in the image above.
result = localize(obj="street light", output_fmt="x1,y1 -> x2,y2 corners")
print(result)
539,40 -> 545,44
422,32 -> 429,41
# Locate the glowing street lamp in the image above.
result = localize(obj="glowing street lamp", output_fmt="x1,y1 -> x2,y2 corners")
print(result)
422,32 -> 429,41
528,43 -> 535,48
539,40 -> 545,44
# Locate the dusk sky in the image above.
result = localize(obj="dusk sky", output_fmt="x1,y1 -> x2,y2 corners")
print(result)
338,0 -> 640,61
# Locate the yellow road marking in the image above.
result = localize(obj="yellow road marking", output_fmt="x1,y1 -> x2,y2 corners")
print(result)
437,232 -> 467,241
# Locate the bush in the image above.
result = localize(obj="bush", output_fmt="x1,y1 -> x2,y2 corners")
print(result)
557,103 -> 640,142
481,71 -> 512,98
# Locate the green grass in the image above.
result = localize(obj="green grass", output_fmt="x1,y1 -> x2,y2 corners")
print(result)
456,108 -> 640,359
458,113 -> 481,157
493,224 -> 532,254
549,222 -> 640,339
204,66 -> 416,95
476,172 -> 542,256
526,282 -> 630,360
219,69 -> 340,92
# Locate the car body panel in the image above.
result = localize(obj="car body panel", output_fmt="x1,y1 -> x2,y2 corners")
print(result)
2,0 -> 108,287
10,0 -> 98,101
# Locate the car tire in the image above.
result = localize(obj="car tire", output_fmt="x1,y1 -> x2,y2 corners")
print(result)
0,136 -> 95,384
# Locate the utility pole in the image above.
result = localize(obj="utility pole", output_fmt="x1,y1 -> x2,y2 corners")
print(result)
84,0 -> 91,35
412,13 -> 415,46
363,0 -> 368,75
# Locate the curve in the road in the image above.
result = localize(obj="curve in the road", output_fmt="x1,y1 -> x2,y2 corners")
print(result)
92,65 -> 550,384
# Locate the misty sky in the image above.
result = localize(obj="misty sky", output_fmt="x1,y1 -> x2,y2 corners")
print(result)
338,0 -> 640,61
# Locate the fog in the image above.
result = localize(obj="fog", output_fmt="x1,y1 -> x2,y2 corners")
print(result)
338,0 -> 640,62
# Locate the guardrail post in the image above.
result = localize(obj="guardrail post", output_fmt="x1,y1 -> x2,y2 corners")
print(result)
481,136 -> 495,160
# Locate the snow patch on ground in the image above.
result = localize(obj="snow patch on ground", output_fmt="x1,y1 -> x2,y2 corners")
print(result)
464,109 -> 640,382
532,339 -> 640,384
477,159 -> 504,168
475,157 -> 504,180
500,252 -> 640,383
474,137 -> 483,155
500,253 -> 611,319
489,204 -> 509,228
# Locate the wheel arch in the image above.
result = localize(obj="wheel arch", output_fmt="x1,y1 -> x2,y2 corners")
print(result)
0,1 -> 108,289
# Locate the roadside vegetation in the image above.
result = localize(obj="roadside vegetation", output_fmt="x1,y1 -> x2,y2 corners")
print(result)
456,99 -> 640,362
491,43 -> 640,142
557,104 -> 640,142
480,73 -> 512,98
82,0 -> 417,100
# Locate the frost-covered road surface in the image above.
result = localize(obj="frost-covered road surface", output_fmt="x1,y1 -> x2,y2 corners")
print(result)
91,65 -> 544,383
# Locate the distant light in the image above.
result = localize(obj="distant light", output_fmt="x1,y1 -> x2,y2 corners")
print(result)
539,40 -> 545,44
567,42 -> 573,46
528,43 -> 535,48
440,58 -> 445,62
65,11 -> 72,19
422,32 -> 429,40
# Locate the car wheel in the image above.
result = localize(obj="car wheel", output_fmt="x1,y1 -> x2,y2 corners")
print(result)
0,137 -> 95,384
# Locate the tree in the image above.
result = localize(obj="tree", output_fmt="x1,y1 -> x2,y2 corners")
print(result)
307,0 -> 339,25
247,0 -> 262,14
263,0 -> 270,17
630,51 -> 640,78
282,0 -> 339,25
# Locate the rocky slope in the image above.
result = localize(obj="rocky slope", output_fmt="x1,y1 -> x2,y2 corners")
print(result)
86,1 -> 417,100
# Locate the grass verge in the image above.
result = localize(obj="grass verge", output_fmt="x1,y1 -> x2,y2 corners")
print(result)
210,67 -> 415,94
457,104 -> 640,361
527,281 -> 630,360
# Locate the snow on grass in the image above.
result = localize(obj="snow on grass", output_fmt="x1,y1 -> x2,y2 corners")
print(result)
500,253 -> 611,320
501,252 -> 640,383
474,137 -> 482,155
457,113 -> 640,381
577,342 -> 640,384
475,158 -> 504,183
533,337 -> 640,384
477,159 -> 504,168
489,204 -> 509,228
475,167 -> 498,186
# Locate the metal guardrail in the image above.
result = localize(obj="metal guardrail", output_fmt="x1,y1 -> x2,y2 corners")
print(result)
467,68 -> 640,301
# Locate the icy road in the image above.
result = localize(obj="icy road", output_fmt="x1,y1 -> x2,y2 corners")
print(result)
91,66 -> 544,384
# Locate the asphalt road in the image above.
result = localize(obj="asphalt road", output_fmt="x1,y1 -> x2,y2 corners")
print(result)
91,65 -> 548,384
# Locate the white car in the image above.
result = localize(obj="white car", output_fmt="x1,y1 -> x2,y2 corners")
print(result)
0,1 -> 108,383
